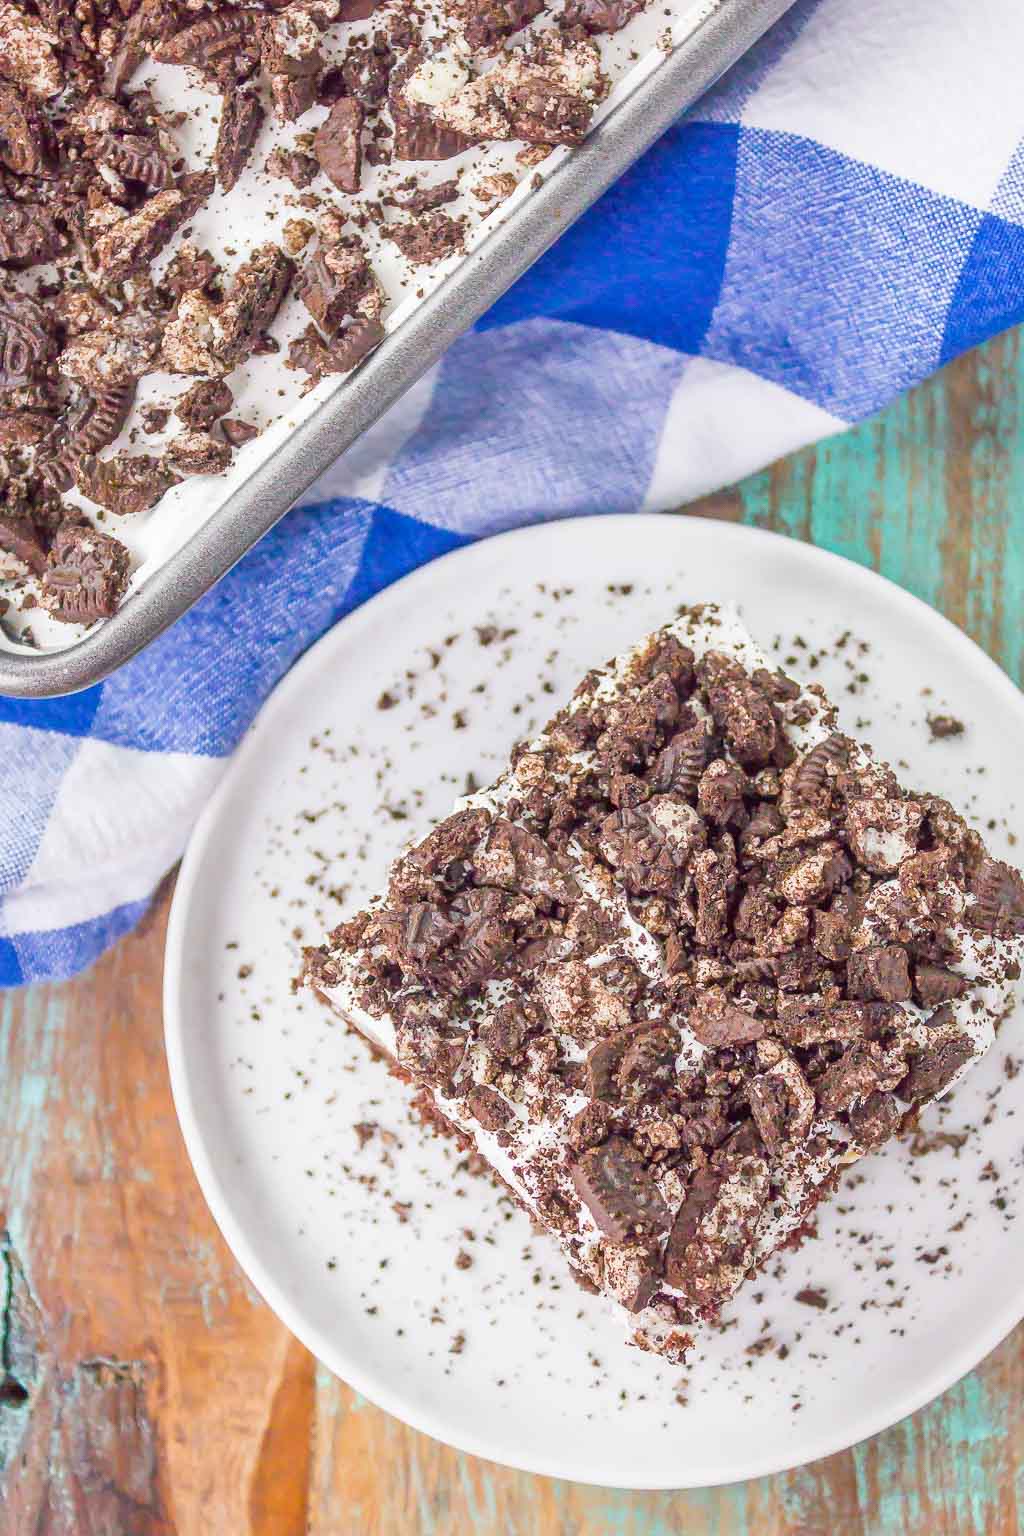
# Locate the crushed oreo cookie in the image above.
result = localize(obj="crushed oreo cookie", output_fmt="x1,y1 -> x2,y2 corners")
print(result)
175,379 -> 233,431
315,97 -> 364,194
384,211 -> 465,265
74,451 -> 180,515
164,429 -> 233,477
265,146 -> 321,189
571,1135 -> 670,1242
41,519 -> 130,623
215,87 -> 265,194
220,417 -> 260,448
0,0 -> 684,632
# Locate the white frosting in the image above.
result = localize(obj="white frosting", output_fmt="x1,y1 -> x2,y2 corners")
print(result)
859,826 -> 914,870
405,52 -> 471,108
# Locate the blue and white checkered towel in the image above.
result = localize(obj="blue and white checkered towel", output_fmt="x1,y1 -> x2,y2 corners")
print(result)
3,0 -> 1023,985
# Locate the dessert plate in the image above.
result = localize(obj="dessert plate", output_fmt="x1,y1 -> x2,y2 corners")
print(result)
164,514 -> 1024,1489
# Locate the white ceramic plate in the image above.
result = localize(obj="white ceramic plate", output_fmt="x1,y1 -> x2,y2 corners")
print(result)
164,515 -> 1024,1489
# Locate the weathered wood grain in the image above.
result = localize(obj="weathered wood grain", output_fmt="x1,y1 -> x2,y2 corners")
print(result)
2,331 -> 1023,1534
0,902 -> 317,1535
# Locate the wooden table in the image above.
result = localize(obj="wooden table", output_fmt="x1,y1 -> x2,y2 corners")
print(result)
3,329 -> 1023,1535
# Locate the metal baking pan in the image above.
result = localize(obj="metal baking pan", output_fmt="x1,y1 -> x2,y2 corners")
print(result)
0,0 -> 795,698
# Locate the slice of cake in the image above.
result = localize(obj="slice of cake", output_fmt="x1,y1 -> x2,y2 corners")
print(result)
302,604 -> 1024,1361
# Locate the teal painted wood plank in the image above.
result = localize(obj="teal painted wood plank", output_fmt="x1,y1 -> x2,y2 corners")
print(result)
740,333 -> 1024,690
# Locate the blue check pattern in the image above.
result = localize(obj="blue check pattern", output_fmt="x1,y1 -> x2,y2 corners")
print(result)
3,0 -> 1024,984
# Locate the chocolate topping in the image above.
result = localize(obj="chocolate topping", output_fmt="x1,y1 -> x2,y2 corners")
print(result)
387,177 -> 459,213
651,723 -> 709,798
506,75 -> 590,147
155,11 -> 263,88
390,56 -> 479,162
454,0 -> 546,51
570,1135 -> 670,1242
330,31 -> 394,108
616,1025 -> 677,1106
465,1084 -> 513,1132
221,243 -> 293,367
215,87 -> 265,193
175,378 -> 233,431
167,243 -> 293,376
688,994 -> 764,1047
296,235 -> 379,337
385,211 -> 465,265
568,1099 -> 612,1151
265,146 -> 320,188
698,760 -> 751,825
474,816 -> 578,905
41,519 -> 130,623
701,652 -> 778,767
58,314 -> 162,393
220,417 -> 259,448
791,732 -> 848,804
914,962 -> 966,1008
89,129 -> 174,192
315,97 -> 364,194
563,0 -> 647,31
0,289 -> 54,386
0,407 -> 53,447
776,998 -> 896,1048
601,1241 -> 661,1313
394,1016 -> 466,1095
0,4 -> 64,99
164,430 -> 233,477
74,452 -> 180,515
286,316 -> 384,383
0,81 -> 53,177
846,944 -> 912,1003
0,513 -> 47,575
899,1034 -> 974,1104
0,200 -> 63,266
64,383 -> 136,458
815,1040 -> 907,1116
848,1090 -> 901,1150
479,1005 -> 529,1062
747,1043 -> 815,1151
971,857 -> 1024,938
585,1031 -> 631,1101
91,187 -> 202,285
600,795 -> 705,896
102,0 -> 175,98
663,1153 -> 768,1310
